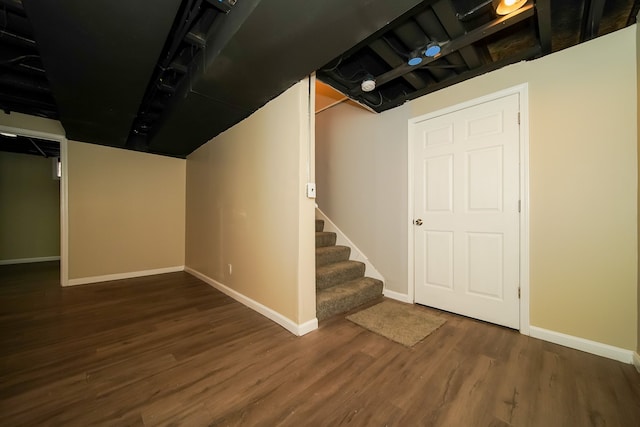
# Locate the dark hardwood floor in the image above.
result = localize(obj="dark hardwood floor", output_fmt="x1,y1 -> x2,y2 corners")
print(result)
1,262 -> 639,426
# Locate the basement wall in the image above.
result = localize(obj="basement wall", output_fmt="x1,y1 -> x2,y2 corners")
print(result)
185,79 -> 316,330
66,141 -> 186,282
316,103 -> 410,296
316,26 -> 638,351
0,151 -> 60,262
637,22 -> 640,358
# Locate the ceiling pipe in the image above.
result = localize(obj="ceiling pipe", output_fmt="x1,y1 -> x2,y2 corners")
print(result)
456,0 -> 492,21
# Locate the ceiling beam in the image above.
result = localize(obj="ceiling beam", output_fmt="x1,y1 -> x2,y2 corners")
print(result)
357,2 -> 535,94
393,20 -> 452,81
368,39 -> 429,90
581,0 -> 606,41
431,0 -> 483,69
535,0 -> 552,54
378,45 -> 541,112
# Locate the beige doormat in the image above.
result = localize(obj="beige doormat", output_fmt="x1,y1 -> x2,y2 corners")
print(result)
346,300 -> 446,347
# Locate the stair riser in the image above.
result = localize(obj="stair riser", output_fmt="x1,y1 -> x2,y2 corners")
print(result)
317,281 -> 383,321
315,232 -> 336,248
316,246 -> 351,267
314,218 -> 384,321
316,263 -> 365,290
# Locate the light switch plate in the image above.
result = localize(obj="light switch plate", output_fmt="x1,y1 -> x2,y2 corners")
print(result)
306,183 -> 316,199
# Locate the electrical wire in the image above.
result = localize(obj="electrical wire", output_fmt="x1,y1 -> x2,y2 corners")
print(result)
363,91 -> 384,108
334,68 -> 370,83
321,56 -> 343,72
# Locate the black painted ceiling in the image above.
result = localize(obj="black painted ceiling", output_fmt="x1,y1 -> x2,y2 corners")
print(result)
317,0 -> 640,112
0,0 -> 638,158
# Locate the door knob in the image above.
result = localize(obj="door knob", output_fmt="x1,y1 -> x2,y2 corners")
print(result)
414,219 -> 423,226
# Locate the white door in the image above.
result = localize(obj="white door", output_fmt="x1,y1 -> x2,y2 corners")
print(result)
412,93 -> 520,329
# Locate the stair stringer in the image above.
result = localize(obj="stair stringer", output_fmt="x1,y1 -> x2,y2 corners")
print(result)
315,207 -> 385,283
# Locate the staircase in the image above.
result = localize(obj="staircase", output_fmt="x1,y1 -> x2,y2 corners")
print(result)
315,219 -> 383,321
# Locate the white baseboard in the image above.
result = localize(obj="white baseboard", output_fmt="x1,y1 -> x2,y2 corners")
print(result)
66,265 -> 185,287
0,256 -> 60,265
185,267 -> 318,337
529,326 -> 634,364
633,352 -> 640,373
298,318 -> 319,335
383,288 -> 411,303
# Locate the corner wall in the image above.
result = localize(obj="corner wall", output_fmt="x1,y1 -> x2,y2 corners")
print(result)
185,79 -> 316,331
67,141 -> 186,282
316,104 -> 410,295
0,152 -> 60,262
637,21 -> 640,358
316,26 -> 638,351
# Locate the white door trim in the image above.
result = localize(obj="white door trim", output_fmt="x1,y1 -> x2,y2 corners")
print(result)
0,124 -> 69,287
407,84 -> 530,335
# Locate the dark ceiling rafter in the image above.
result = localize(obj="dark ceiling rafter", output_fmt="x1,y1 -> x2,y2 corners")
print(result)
357,2 -> 535,94
126,0 -> 236,151
382,45 -> 541,111
317,0 -> 638,114
535,0 -> 552,54
432,0 -> 484,70
368,39 -> 429,90
581,0 -> 607,41
0,134 -> 59,157
0,0 -> 56,119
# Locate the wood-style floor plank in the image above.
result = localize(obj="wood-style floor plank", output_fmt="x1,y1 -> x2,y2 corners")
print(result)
1,262 -> 639,426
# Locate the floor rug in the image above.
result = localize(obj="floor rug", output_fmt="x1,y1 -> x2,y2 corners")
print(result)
346,300 -> 446,347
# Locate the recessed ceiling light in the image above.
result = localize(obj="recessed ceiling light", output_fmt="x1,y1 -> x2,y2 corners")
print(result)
424,43 -> 441,57
493,0 -> 527,15
0,132 -> 18,138
361,77 -> 376,92
408,56 -> 423,66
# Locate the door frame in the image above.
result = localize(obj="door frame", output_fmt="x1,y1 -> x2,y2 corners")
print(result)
0,123 -> 69,287
407,84 -> 530,335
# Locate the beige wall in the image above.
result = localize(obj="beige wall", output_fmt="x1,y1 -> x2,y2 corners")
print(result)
67,141 -> 186,279
0,152 -> 60,261
317,26 -> 638,350
637,22 -> 640,356
185,80 -> 316,324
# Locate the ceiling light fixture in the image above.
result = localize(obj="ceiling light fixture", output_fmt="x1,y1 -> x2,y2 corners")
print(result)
0,131 -> 18,138
407,52 -> 423,66
361,76 -> 376,92
493,0 -> 527,15
424,42 -> 441,57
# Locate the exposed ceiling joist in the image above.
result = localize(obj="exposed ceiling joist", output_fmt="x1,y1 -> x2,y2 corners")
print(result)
368,39 -> 429,90
536,0 -> 552,53
581,0 -> 606,41
431,0 -> 483,69
359,2 -> 535,93
383,44 -> 541,111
